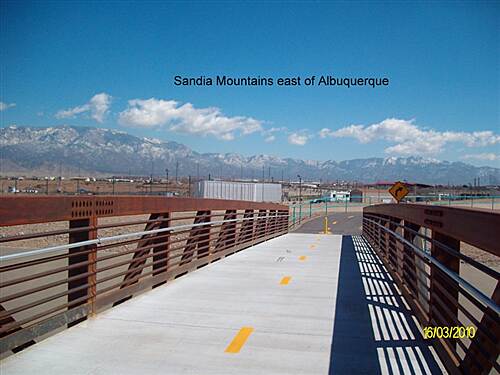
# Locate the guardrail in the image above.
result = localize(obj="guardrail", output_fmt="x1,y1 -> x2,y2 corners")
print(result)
0,196 -> 289,355
287,194 -> 500,227
362,204 -> 499,375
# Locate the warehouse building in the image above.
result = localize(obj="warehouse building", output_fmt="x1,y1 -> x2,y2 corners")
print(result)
194,180 -> 282,203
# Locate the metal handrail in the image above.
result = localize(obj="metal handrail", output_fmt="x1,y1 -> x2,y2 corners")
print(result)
363,213 -> 500,281
363,216 -> 500,315
1,213 -> 287,262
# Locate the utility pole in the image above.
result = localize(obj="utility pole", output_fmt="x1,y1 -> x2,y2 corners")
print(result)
196,162 -> 200,182
262,166 -> 265,182
76,165 -> 81,195
112,177 -> 116,195
175,160 -> 179,183
150,159 -> 154,194
58,162 -> 62,193
297,175 -> 302,224
188,175 -> 191,197
165,168 -> 169,193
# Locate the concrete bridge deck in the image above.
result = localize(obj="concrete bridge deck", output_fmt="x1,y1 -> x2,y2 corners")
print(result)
1,233 -> 445,375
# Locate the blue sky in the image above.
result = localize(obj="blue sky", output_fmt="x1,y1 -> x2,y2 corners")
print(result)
1,1 -> 499,166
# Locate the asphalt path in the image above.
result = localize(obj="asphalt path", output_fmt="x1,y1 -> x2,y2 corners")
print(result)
293,212 -> 362,235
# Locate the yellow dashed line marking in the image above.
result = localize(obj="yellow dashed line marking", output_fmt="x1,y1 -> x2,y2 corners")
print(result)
299,255 -> 307,261
280,276 -> 292,285
225,327 -> 254,353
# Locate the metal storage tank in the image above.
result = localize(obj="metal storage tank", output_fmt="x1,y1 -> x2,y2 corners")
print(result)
194,180 -> 282,202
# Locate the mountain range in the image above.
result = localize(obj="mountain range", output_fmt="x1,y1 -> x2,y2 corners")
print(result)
1,125 -> 498,185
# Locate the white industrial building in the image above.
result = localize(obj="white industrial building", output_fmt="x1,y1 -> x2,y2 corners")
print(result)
194,180 -> 282,203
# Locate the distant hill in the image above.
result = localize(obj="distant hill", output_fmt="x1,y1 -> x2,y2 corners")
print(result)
1,125 -> 498,185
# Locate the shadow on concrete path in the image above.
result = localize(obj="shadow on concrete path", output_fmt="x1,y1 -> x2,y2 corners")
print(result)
328,235 -> 445,374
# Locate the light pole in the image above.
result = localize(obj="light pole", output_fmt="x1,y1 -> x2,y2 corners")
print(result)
297,175 -> 302,224
165,168 -> 169,193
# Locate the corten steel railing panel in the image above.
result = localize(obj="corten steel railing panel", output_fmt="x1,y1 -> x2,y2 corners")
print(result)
362,204 -> 500,375
0,196 -> 289,355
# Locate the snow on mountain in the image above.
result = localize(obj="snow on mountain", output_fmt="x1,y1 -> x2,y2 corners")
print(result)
1,125 -> 499,184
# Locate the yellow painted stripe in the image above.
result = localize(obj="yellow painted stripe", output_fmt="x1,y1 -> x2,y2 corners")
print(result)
280,276 -> 292,285
225,327 -> 254,353
299,255 -> 307,261
332,221 -> 337,225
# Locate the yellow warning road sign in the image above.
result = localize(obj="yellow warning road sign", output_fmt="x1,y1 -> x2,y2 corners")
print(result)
389,181 -> 409,203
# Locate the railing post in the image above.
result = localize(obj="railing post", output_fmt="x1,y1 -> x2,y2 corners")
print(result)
152,212 -> 170,288
461,281 -> 500,374
429,230 -> 460,340
390,218 -> 403,279
180,210 -> 211,264
402,221 -> 421,296
68,215 -> 97,324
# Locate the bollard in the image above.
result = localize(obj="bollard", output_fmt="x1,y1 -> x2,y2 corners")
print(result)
324,216 -> 328,234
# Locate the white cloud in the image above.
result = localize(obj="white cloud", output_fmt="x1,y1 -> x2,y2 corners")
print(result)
320,118 -> 500,156
463,153 -> 499,161
261,126 -> 286,143
56,93 -> 112,123
118,98 -> 263,141
0,102 -> 16,111
288,132 -> 310,146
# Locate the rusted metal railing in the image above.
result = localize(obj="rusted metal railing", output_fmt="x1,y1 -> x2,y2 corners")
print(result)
363,204 -> 499,375
0,196 -> 289,355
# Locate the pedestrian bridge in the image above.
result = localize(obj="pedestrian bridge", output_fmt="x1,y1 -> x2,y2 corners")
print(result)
0,196 -> 498,374
2,233 -> 445,374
